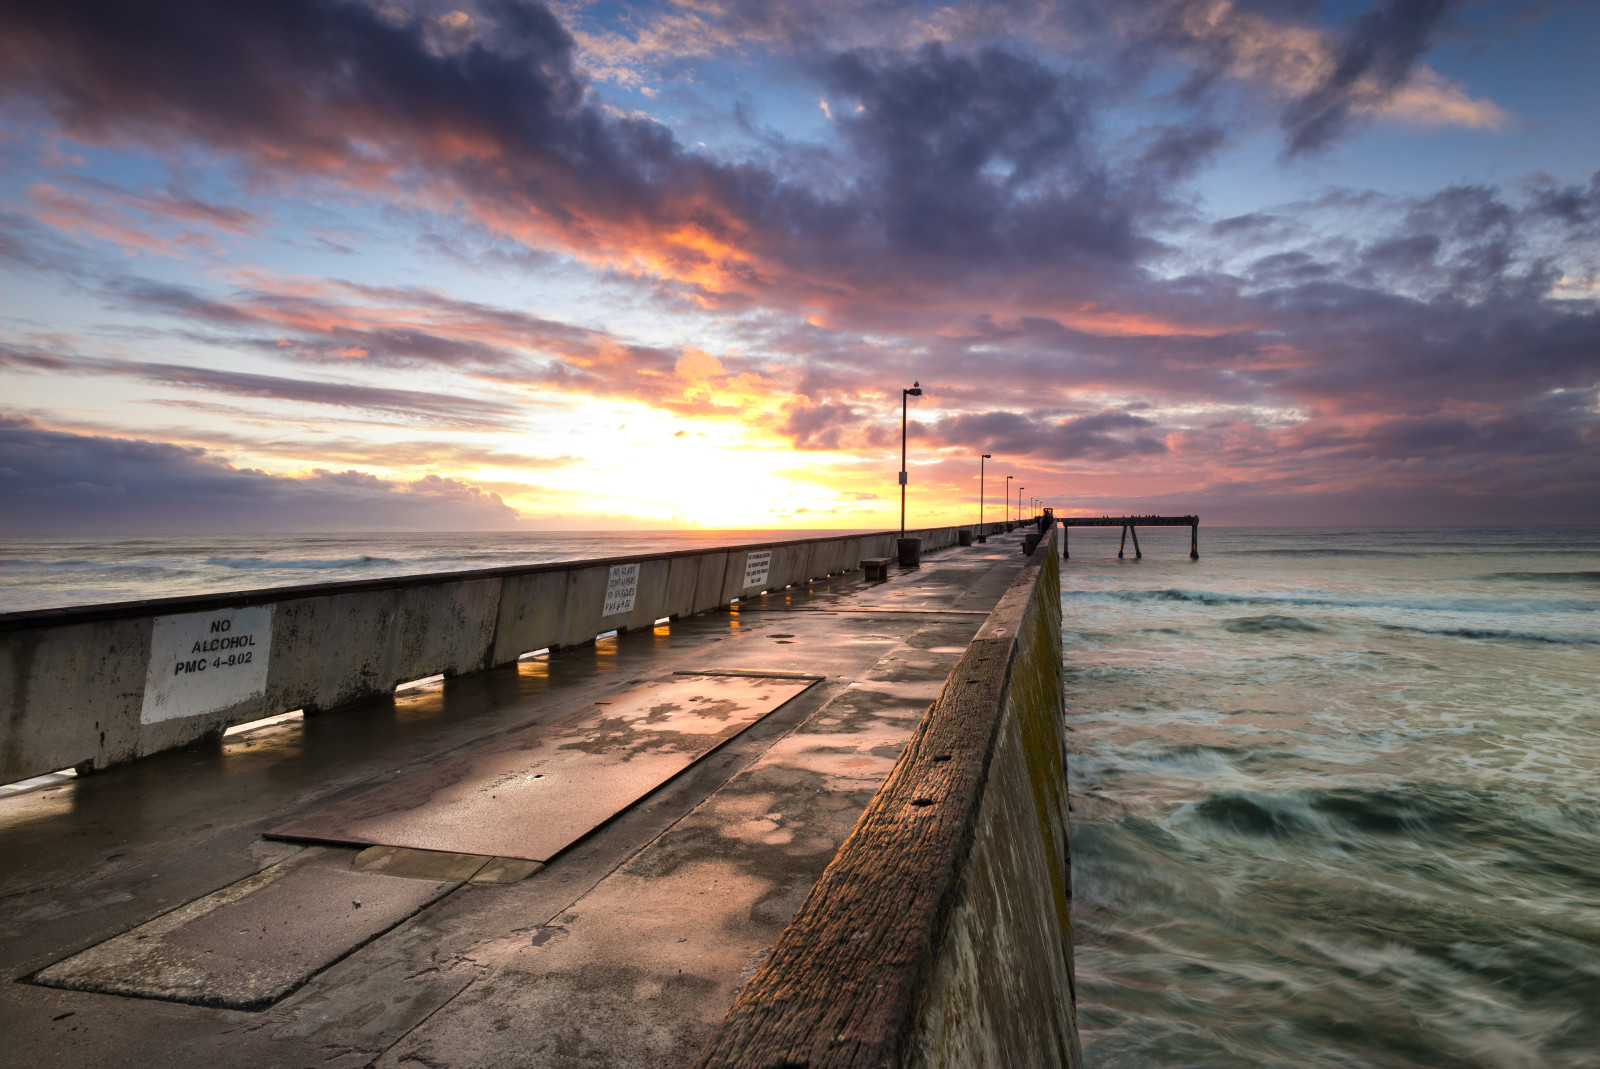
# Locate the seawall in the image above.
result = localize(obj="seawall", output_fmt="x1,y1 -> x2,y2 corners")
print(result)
1,525 -> 984,782
696,525 -> 1080,1068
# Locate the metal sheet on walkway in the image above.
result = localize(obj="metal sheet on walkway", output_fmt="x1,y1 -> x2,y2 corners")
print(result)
267,674 -> 814,862
33,846 -> 455,1010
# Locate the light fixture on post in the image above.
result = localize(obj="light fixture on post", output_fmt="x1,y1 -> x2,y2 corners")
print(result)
978,454 -> 991,543
897,381 -> 923,567
1004,475 -> 1013,531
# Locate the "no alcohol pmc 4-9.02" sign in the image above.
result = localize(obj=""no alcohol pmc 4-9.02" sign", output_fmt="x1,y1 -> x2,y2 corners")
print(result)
141,605 -> 275,724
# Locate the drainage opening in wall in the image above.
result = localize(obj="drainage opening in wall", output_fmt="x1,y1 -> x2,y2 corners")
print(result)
395,674 -> 445,694
0,766 -> 78,799
223,709 -> 304,738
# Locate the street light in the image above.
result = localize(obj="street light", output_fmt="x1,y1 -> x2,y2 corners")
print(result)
1017,486 -> 1025,524
978,454 -> 991,542
900,381 -> 922,536
1004,476 -> 1012,528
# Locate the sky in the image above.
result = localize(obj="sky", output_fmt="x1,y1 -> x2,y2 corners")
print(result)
1,0 -> 1596,533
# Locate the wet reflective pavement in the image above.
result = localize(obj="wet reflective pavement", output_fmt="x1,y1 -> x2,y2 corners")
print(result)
268,674 -> 818,861
0,531 -> 1031,1068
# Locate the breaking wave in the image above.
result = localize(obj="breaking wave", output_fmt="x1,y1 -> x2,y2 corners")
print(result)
1380,623 -> 1600,645
203,555 -> 401,570
1476,570 -> 1600,585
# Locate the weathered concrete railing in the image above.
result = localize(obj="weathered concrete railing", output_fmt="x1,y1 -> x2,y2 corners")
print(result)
696,527 -> 1080,1068
0,526 -> 972,782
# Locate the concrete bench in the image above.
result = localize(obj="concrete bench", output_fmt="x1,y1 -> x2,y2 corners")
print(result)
861,557 -> 893,582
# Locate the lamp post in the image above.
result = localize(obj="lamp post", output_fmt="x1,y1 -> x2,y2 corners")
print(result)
978,454 -> 991,542
1004,476 -> 1012,529
1017,486 -> 1025,524
899,381 -> 922,535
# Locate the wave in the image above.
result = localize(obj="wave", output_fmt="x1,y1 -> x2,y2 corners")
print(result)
1236,547 -> 1419,557
1071,587 -> 1596,616
0,558 -> 195,575
2,558 -> 145,570
1476,571 -> 1600,585
1223,614 -> 1326,634
202,555 -> 402,570
1184,784 -> 1600,856
1380,624 -> 1600,646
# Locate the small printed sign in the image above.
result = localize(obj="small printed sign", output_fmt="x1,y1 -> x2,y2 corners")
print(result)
743,549 -> 772,589
603,563 -> 640,616
141,605 -> 274,725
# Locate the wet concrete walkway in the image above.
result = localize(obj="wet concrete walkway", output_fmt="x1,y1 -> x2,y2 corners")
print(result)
0,530 -> 1032,1068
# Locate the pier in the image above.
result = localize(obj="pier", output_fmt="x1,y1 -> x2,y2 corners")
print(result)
0,524 -> 1080,1067
1061,515 -> 1200,560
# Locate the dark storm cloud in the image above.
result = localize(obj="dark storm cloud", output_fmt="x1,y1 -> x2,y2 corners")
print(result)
1280,0 -> 1458,155
0,418 -> 523,534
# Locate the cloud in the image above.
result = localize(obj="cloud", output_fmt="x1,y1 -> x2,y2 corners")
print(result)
1132,0 -> 1505,148
1,0 -> 1592,528
928,408 -> 1170,460
1281,0 -> 1462,155
0,0 -> 1503,346
21,176 -> 261,258
0,343 -> 527,429
0,1 -> 1169,322
0,417 -> 525,533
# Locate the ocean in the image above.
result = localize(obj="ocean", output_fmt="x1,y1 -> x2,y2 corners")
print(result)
3,525 -> 1597,1066
0,530 -> 872,613
1062,525 -> 1600,1068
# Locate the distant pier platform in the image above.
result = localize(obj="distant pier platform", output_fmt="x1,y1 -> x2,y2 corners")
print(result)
1060,514 -> 1200,559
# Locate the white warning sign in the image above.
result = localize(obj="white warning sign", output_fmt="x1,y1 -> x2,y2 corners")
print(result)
141,605 -> 274,724
743,549 -> 772,589
603,563 -> 640,616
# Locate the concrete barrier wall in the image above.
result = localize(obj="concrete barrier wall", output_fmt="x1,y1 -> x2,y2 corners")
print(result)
695,528 -> 1081,1069
1,526 -> 975,782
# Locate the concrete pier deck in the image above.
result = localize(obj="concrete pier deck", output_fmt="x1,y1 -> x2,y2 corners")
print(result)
1,530 -> 1034,1068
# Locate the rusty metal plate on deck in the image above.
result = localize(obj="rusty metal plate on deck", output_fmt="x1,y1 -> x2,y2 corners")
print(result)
33,846 -> 454,1010
267,674 -> 814,862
